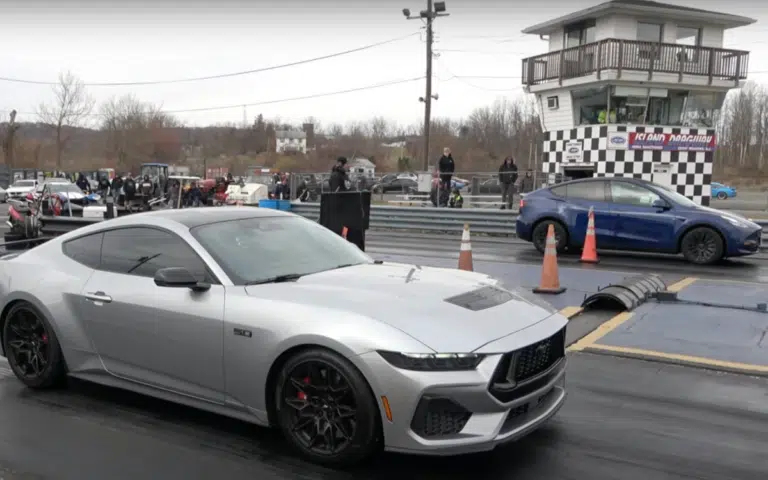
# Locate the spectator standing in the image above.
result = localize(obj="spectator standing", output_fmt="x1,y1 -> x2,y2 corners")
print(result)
498,157 -> 519,210
437,147 -> 455,195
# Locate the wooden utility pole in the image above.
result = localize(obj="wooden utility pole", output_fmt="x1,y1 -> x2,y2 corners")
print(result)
403,1 -> 449,170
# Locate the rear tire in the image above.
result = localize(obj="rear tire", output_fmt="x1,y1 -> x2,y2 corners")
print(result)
2,302 -> 67,389
274,348 -> 382,466
716,191 -> 727,200
532,220 -> 568,254
680,227 -> 724,265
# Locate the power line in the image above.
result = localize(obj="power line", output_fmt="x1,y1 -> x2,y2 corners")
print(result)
0,33 -> 419,87
1,76 -> 425,118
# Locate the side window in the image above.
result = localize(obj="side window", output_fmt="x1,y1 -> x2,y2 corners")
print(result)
565,181 -> 607,202
550,185 -> 567,197
99,227 -> 210,281
609,182 -> 661,207
62,233 -> 104,269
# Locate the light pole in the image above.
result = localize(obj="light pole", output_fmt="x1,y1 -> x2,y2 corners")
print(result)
403,1 -> 449,171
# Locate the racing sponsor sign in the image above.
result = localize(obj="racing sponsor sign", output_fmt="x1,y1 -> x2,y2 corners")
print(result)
563,140 -> 583,162
607,132 -> 628,150
628,132 -> 716,152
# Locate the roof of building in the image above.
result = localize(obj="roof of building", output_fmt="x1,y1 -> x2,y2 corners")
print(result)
275,130 -> 307,139
350,158 -> 375,168
522,0 -> 756,35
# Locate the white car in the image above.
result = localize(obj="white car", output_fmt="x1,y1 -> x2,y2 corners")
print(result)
5,179 -> 37,201
227,182 -> 268,205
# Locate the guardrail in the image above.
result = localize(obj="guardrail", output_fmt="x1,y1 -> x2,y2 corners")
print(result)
37,205 -> 768,251
292,203 -> 768,250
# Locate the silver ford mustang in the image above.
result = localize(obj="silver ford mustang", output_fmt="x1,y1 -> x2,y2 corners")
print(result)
0,207 -> 568,465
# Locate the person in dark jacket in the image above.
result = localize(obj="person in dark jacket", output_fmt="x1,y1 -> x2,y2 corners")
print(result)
498,157 -> 519,210
520,170 -> 534,193
188,181 -> 203,207
437,147 -> 455,194
76,173 -> 90,193
123,174 -> 137,211
328,157 -> 349,192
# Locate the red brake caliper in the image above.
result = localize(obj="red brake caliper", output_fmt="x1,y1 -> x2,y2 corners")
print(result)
297,376 -> 310,400
41,334 -> 49,344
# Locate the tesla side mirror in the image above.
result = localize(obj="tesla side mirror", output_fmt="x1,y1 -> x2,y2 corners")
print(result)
652,199 -> 670,210
154,267 -> 210,292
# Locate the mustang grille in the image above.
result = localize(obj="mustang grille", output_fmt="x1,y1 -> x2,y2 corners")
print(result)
488,327 -> 566,403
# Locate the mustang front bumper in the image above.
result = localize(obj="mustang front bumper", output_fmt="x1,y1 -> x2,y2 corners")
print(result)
355,325 -> 567,455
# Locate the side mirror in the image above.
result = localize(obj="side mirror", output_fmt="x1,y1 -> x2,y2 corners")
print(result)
652,199 -> 670,210
154,267 -> 210,292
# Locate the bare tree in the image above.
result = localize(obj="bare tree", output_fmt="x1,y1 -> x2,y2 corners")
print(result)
1,110 -> 20,167
37,71 -> 94,169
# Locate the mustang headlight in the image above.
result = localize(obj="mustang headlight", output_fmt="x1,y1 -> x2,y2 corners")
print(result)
377,351 -> 485,371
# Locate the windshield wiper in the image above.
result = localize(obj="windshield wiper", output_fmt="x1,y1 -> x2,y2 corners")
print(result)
244,274 -> 304,286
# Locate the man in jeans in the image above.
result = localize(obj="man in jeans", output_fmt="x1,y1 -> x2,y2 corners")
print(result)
498,156 -> 518,210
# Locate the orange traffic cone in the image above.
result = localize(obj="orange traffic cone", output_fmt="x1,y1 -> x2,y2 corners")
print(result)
341,226 -> 349,239
533,224 -> 566,294
458,223 -> 474,271
580,206 -> 599,264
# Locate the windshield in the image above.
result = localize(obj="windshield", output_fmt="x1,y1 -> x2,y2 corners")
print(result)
12,180 -> 35,188
48,183 -> 82,194
653,183 -> 699,207
245,175 -> 274,185
191,216 -> 372,285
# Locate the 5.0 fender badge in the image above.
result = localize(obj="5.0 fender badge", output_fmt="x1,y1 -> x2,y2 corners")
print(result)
234,328 -> 252,338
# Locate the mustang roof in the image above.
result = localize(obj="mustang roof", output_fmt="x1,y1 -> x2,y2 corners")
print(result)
130,206 -> 290,228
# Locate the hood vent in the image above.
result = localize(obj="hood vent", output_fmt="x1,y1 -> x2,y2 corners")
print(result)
445,285 -> 515,311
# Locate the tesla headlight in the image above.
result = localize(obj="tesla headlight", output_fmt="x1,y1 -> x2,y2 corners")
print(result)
376,351 -> 485,371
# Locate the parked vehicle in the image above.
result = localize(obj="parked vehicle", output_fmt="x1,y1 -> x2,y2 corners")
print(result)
516,177 -> 762,265
711,182 -> 736,200
5,179 -> 37,202
372,177 -> 417,194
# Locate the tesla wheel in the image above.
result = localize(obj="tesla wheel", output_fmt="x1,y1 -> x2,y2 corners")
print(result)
680,227 -> 723,265
716,191 -> 727,200
275,348 -> 382,466
532,220 -> 567,254
2,302 -> 66,389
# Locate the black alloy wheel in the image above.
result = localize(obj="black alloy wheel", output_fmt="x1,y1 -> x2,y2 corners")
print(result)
275,349 -> 381,466
681,227 -> 724,265
2,302 -> 66,388
532,221 -> 567,254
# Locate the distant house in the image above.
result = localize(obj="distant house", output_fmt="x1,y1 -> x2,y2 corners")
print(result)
275,130 -> 307,154
349,157 -> 375,178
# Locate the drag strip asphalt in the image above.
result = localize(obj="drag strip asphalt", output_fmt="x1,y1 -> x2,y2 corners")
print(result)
364,231 -> 768,283
1,353 -> 766,480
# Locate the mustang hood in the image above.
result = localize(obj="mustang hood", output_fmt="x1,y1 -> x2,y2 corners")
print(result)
245,262 -> 562,352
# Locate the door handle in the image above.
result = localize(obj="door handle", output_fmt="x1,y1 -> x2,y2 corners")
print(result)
84,291 -> 112,303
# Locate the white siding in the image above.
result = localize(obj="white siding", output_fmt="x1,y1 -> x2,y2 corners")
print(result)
700,25 -> 724,48
596,15 -> 636,40
538,90 -> 574,131
548,29 -> 563,52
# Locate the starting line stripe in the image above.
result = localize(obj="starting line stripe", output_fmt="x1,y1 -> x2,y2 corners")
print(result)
666,277 -> 699,293
584,344 -> 768,375
567,311 -> 634,352
559,306 -> 583,319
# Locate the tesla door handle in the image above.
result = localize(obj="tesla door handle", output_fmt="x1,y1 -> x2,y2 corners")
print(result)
84,292 -> 112,303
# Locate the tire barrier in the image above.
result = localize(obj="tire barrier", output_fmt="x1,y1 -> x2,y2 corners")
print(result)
581,274 -> 667,312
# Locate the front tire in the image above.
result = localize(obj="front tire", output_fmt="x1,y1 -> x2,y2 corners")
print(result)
716,191 -> 728,200
274,348 -> 382,466
680,227 -> 724,265
532,220 -> 568,254
2,302 -> 67,389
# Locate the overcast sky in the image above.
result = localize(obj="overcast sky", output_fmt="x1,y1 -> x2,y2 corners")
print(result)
1,0 -> 767,129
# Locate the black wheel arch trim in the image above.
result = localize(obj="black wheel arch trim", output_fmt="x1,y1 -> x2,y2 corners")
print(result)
676,223 -> 727,254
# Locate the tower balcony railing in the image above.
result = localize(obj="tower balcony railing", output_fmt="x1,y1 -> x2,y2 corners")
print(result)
521,38 -> 749,86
